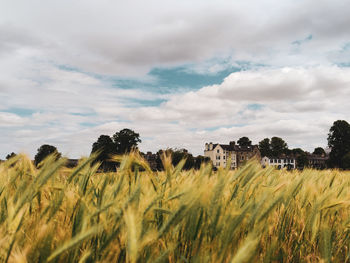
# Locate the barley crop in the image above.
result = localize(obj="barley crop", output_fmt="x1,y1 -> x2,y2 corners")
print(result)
0,152 -> 350,262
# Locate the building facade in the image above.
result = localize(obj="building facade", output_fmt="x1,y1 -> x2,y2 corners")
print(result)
261,156 -> 296,170
204,141 -> 260,169
307,154 -> 328,169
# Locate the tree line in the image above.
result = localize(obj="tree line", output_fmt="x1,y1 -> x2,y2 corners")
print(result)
257,120 -> 350,169
4,120 -> 350,170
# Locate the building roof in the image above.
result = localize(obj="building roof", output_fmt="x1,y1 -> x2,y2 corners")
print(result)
307,154 -> 329,161
213,143 -> 258,152
263,155 -> 296,159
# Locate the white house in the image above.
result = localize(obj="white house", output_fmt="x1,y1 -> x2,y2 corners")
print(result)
261,156 -> 296,170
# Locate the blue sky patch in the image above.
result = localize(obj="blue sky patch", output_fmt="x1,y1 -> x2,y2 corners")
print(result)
246,104 -> 264,111
342,42 -> 350,51
110,61 -> 253,94
202,124 -> 247,132
292,34 -> 313,46
123,98 -> 167,107
148,65 -> 241,91
5,108 -> 36,117
79,122 -> 97,127
70,112 -> 97,117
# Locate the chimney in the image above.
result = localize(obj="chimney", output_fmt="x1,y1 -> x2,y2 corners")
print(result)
205,143 -> 208,151
209,142 -> 213,150
229,141 -> 235,147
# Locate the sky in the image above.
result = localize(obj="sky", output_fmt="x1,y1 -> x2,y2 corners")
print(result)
1,0 -> 350,158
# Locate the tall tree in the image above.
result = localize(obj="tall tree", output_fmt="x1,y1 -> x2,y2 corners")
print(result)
328,120 -> 350,168
342,152 -> 350,170
34,144 -> 61,166
259,138 -> 271,157
112,128 -> 141,154
91,135 -> 116,171
296,152 -> 308,169
237,136 -> 252,147
6,152 -> 16,160
313,147 -> 326,156
292,148 -> 304,155
270,137 -> 288,157
155,150 -> 165,171
194,155 -> 210,169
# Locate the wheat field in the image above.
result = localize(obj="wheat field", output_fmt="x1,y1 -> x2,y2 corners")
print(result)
0,152 -> 349,262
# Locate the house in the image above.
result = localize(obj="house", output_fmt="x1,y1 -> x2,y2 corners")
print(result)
66,159 -> 79,168
261,156 -> 296,170
142,151 -> 158,171
204,141 -> 260,169
307,154 -> 328,169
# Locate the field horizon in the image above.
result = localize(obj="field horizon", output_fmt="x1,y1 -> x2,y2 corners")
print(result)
0,152 -> 349,262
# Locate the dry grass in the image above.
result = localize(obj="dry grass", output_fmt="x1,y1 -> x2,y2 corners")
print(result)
0,152 -> 350,262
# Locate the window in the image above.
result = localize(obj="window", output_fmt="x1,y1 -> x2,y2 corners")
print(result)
223,156 -> 225,159
217,149 -> 220,153
241,156 -> 244,160
278,159 -> 281,163
216,156 -> 220,160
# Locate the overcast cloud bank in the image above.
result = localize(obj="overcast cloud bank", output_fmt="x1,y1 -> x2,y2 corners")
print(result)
1,0 -> 350,157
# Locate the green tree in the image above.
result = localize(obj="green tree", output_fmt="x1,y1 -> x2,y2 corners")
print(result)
112,128 -> 141,154
342,152 -> 350,170
171,149 -> 195,170
6,152 -> 16,160
327,120 -> 350,168
91,135 -> 116,171
259,138 -> 271,157
34,144 -> 61,166
237,136 -> 252,147
313,147 -> 326,156
270,137 -> 288,157
155,149 -> 165,171
292,148 -> 304,155
194,155 -> 210,169
296,152 -> 308,169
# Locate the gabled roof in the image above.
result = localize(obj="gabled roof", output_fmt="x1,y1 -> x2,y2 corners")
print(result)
213,144 -> 258,152
307,154 -> 329,160
263,155 -> 296,159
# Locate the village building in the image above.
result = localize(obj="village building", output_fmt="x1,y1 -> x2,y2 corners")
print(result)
261,156 -> 296,170
204,141 -> 260,169
142,151 -> 158,171
307,154 -> 328,169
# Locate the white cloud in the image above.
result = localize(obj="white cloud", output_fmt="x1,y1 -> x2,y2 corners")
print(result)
2,64 -> 350,158
1,1 -> 350,158
1,0 -> 350,76
0,112 -> 26,127
129,66 -> 350,154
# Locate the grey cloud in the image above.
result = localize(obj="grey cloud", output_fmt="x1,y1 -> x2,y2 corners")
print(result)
0,24 -> 44,56
1,1 -> 350,158
2,0 -> 350,76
